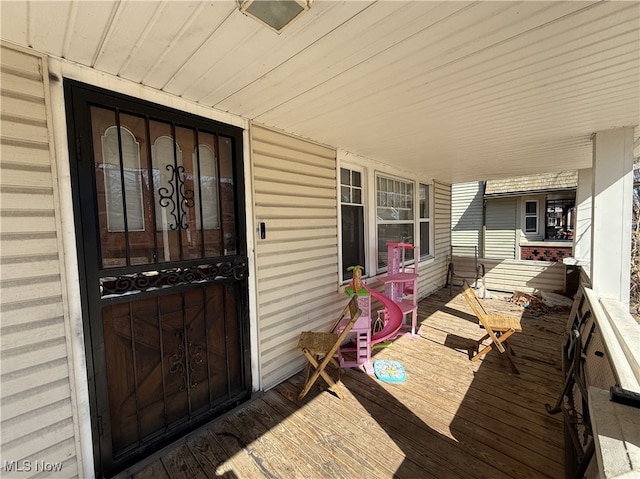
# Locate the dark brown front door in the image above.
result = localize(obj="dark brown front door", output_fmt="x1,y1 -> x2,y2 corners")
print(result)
65,81 -> 251,477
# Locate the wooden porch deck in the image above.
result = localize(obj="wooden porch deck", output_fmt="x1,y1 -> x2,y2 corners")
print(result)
127,286 -> 567,479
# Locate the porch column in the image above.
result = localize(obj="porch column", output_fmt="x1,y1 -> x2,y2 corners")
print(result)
591,127 -> 634,304
573,168 -> 592,262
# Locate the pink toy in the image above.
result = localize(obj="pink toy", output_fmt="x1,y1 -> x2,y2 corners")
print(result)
338,242 -> 420,373
384,242 -> 419,336
337,288 -> 372,373
338,285 -> 404,374
366,286 -> 404,344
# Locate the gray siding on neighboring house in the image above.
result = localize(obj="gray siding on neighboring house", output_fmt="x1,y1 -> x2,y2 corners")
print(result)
0,44 -> 78,476
451,181 -> 483,252
484,197 -> 517,259
250,123 -> 342,389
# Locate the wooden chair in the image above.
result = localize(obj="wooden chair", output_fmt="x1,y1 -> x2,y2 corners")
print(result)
461,279 -> 522,374
297,296 -> 362,399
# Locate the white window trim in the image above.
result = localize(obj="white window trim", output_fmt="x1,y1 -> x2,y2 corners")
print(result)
524,199 -> 539,235
419,182 -> 434,260
375,171 -> 415,273
337,150 -> 436,285
337,163 -> 367,285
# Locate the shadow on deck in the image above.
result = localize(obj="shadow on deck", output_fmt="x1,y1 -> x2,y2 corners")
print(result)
123,286 -> 568,479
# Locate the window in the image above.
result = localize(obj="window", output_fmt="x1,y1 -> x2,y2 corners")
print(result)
524,200 -> 538,234
101,126 -> 144,232
193,144 -> 220,230
90,105 -> 237,268
545,198 -> 575,240
340,167 -> 365,280
419,183 -> 431,259
376,174 -> 414,270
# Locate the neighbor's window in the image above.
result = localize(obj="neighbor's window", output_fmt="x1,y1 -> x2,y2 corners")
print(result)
376,174 -> 413,270
419,183 -> 431,259
545,198 -> 575,240
524,200 -> 538,234
340,167 -> 366,280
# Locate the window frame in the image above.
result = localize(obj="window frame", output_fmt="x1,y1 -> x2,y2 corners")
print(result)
419,182 -> 433,260
545,197 -> 575,240
524,199 -> 539,234
339,165 -> 367,282
375,172 -> 415,272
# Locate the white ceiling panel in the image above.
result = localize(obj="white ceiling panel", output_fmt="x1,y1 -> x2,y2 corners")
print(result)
117,2 -> 203,81
28,1 -> 73,57
0,1 -> 28,45
141,3 -> 237,89
219,1 -> 471,118
92,1 -> 162,74
196,1 -> 382,106
1,0 -> 638,184
65,1 -> 120,66
161,9 -> 265,97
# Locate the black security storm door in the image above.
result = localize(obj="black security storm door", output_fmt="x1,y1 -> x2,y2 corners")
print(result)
65,81 -> 251,477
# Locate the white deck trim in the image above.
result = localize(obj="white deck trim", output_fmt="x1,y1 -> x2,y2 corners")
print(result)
589,387 -> 640,478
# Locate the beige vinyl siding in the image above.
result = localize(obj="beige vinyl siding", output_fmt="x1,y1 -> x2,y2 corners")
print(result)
484,197 -> 517,259
482,258 -> 565,293
448,256 -> 565,293
0,44 -> 78,476
417,181 -> 451,296
451,181 -> 483,251
250,126 -> 453,389
251,123 -> 342,389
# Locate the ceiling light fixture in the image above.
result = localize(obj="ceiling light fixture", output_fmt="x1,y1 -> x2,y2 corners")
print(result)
239,0 -> 312,34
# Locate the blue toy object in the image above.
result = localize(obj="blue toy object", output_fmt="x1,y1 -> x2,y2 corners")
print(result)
373,359 -> 406,383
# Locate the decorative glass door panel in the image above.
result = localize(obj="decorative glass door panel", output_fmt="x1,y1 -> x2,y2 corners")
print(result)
66,81 -> 250,477
91,108 -> 236,268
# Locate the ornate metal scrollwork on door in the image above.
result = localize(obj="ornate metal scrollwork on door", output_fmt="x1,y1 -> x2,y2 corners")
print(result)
168,328 -> 205,391
158,164 -> 195,230
100,258 -> 249,298
168,331 -> 187,391
187,342 -> 204,389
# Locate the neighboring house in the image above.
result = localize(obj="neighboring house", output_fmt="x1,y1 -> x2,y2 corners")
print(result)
452,172 -> 577,263
487,171 -> 577,262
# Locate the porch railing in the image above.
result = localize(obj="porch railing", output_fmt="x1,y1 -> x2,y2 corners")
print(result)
549,284 -> 640,478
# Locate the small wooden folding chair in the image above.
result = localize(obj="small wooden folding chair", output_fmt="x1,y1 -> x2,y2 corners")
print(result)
297,296 -> 362,399
461,280 -> 522,374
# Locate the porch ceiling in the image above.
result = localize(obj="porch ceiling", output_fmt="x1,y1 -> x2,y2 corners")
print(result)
2,1 -> 638,183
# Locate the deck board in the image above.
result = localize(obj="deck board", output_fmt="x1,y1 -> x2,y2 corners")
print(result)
125,287 -> 567,479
